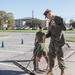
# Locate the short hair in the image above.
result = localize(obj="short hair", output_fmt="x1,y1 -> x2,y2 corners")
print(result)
39,26 -> 42,29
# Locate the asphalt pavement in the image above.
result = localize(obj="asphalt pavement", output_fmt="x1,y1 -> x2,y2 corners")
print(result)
0,32 -> 75,75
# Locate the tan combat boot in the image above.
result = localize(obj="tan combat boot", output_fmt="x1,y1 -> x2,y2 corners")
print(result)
45,70 -> 53,75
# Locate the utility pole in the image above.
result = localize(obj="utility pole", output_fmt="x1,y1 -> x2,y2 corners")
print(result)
32,10 -> 34,27
32,10 -> 34,19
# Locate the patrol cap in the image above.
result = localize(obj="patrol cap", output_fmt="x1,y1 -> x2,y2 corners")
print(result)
43,9 -> 51,18
39,26 -> 42,29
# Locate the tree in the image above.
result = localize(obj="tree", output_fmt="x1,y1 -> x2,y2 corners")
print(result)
0,10 -> 14,29
25,18 -> 42,27
7,12 -> 15,27
25,21 -> 32,27
71,21 -> 75,28
69,19 -> 74,24
32,19 -> 41,27
0,11 -> 6,29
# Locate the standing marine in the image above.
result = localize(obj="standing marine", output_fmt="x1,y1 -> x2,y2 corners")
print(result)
33,26 -> 48,72
43,9 -> 66,75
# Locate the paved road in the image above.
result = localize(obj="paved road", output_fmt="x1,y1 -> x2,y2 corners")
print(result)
0,32 -> 75,75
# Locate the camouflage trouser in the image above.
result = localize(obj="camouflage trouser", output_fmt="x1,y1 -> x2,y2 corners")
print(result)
48,43 -> 65,71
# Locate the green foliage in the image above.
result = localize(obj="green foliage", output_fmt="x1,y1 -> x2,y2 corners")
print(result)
26,21 -> 32,27
0,30 -> 47,33
0,35 -> 9,37
0,11 -> 7,27
32,19 -> 41,27
69,19 -> 74,24
26,18 -> 42,27
71,22 -> 75,28
0,10 -> 14,29
65,30 -> 75,33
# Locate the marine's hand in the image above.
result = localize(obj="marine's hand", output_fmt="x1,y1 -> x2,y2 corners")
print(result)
51,20 -> 55,26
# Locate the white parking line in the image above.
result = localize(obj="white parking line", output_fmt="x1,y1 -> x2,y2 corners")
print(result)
0,50 -> 24,54
0,63 -> 17,67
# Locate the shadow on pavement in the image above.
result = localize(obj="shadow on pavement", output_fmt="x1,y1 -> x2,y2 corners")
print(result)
0,60 -> 33,63
0,70 -> 27,75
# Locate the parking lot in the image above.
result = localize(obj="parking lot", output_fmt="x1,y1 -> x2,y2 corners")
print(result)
0,32 -> 75,75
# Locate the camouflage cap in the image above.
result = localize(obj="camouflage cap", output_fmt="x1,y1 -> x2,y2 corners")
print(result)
43,9 -> 51,17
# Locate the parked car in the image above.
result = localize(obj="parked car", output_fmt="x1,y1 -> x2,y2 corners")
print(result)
29,27 -> 32,30
13,27 -> 18,30
24,27 -> 29,30
21,27 -> 25,30
43,27 -> 48,30
32,27 -> 39,30
66,27 -> 75,30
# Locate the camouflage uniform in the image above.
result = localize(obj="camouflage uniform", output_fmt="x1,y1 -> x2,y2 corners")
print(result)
46,16 -> 66,73
33,31 -> 47,70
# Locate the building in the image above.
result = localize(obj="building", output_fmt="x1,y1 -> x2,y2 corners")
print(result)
14,17 -> 48,28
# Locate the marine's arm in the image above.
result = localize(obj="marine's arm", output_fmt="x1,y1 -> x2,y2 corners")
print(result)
46,31 -> 51,38
43,30 -> 51,43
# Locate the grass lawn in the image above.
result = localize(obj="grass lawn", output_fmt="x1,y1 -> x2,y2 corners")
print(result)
0,30 -> 75,42
65,37 -> 75,42
65,30 -> 75,33
0,30 -> 75,33
0,35 -> 9,37
0,30 -> 47,33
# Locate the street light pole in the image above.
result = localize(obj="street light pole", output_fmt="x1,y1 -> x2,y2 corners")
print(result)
32,10 -> 34,19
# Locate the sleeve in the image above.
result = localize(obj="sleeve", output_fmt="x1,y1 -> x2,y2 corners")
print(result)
43,32 -> 45,36
55,17 -> 66,31
36,32 -> 38,36
35,32 -> 38,41
59,18 -> 66,31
